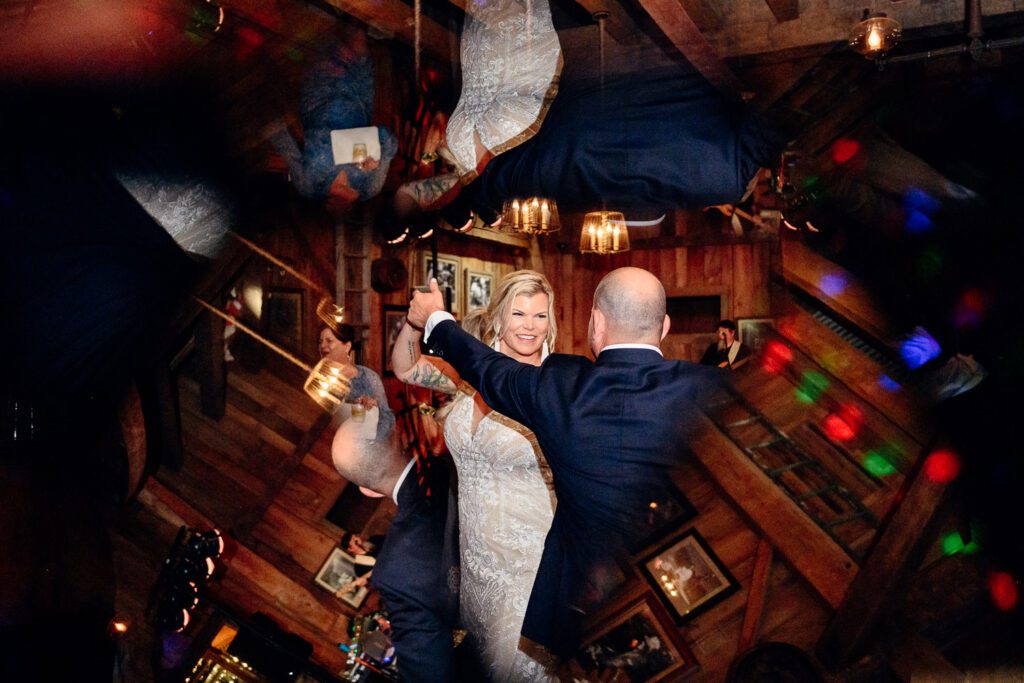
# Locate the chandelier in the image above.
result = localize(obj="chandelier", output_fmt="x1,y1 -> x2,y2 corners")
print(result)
500,197 -> 561,235
579,211 -> 629,254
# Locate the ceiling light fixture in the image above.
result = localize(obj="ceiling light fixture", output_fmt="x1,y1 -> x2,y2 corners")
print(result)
579,211 -> 630,254
500,197 -> 561,235
849,10 -> 901,59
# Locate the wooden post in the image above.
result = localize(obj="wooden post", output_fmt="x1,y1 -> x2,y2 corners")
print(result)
815,453 -> 953,668
196,309 -> 226,420
737,539 -> 774,655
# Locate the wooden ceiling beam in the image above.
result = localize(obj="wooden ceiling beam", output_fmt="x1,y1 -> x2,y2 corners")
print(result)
632,0 -> 743,93
763,0 -> 798,23
678,0 -> 723,31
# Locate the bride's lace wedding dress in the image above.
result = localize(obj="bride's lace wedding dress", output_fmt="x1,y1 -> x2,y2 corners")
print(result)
445,0 -> 562,177
444,392 -> 557,681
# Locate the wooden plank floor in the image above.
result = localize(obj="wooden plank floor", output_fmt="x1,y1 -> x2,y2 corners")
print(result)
157,363 -> 324,542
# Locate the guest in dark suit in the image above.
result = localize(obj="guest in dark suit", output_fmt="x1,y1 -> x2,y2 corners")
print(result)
407,267 -> 722,662
330,423 -> 460,683
699,319 -> 751,369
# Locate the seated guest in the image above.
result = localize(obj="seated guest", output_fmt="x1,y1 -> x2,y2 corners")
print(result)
700,319 -> 750,369
319,325 -> 395,439
334,531 -> 385,596
331,423 -> 460,683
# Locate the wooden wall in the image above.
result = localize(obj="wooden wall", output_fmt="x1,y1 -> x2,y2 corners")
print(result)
539,239 -> 775,360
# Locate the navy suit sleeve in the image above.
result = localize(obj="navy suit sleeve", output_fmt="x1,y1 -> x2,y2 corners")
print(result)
381,605 -> 454,683
428,320 -> 540,427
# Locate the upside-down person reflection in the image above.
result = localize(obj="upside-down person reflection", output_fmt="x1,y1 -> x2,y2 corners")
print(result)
268,24 -> 397,211
330,422 -> 461,683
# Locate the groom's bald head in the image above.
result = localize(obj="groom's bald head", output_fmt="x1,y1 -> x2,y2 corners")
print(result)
590,268 -> 669,353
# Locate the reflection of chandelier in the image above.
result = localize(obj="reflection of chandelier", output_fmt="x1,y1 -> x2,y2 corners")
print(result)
302,358 -> 354,411
579,211 -> 630,254
316,297 -> 346,332
500,197 -> 560,235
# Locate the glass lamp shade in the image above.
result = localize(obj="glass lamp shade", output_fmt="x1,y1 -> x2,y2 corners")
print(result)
303,358 -> 352,411
500,197 -> 560,235
316,296 -> 345,331
579,211 -> 630,254
849,13 -> 901,58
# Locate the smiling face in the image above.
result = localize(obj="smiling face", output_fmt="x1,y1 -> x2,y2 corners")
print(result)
498,293 -> 550,364
319,327 -> 352,364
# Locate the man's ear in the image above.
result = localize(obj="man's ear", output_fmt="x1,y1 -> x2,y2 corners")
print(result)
661,314 -> 671,341
592,308 -> 606,340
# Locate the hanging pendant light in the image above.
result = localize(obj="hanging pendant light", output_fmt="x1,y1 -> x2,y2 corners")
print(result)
500,197 -> 561,235
577,16 -> 628,255
579,211 -> 629,254
849,11 -> 901,59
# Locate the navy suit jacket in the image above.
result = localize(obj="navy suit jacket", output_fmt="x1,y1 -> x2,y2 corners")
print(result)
429,320 -> 721,657
372,456 -> 460,682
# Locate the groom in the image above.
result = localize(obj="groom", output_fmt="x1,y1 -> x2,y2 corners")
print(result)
408,267 -> 722,662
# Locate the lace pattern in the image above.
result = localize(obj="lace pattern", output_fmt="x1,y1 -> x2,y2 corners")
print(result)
446,0 -> 562,177
445,393 -> 557,681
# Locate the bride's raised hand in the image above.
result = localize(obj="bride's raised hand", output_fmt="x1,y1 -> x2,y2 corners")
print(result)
408,278 -> 446,328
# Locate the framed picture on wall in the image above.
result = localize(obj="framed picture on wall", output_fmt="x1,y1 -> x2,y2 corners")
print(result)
628,485 -> 698,554
263,288 -> 304,352
737,317 -> 775,354
382,305 -> 408,377
420,252 -> 460,316
639,529 -> 739,624
314,547 -> 369,609
571,592 -> 699,682
465,270 -> 493,312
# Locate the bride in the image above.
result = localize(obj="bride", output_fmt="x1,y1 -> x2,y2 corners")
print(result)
392,270 -> 557,681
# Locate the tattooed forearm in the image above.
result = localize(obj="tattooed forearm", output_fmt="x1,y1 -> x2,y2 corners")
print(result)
408,362 -> 456,393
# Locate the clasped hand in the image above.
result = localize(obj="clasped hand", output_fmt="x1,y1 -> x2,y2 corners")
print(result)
407,278 -> 445,329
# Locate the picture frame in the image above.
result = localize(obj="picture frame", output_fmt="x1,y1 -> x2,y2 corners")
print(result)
420,252 -> 461,316
314,547 -> 369,609
639,529 -> 739,624
263,287 -> 304,353
382,304 -> 408,378
465,269 -> 493,312
628,485 -> 698,554
572,592 -> 699,682
737,317 -> 775,354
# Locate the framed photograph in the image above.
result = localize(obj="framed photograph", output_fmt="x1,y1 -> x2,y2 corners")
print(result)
737,317 -> 775,354
640,529 -> 739,624
382,305 -> 408,377
420,252 -> 460,316
629,485 -> 698,554
263,288 -> 304,352
573,592 -> 699,682
465,270 -> 493,312
314,547 -> 369,609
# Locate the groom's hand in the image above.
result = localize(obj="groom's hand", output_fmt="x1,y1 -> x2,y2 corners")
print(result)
408,278 -> 445,328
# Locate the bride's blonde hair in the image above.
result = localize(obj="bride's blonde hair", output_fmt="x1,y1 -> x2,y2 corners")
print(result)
465,270 -> 556,352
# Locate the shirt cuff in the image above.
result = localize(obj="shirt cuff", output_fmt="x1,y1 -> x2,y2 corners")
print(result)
424,311 -> 456,342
